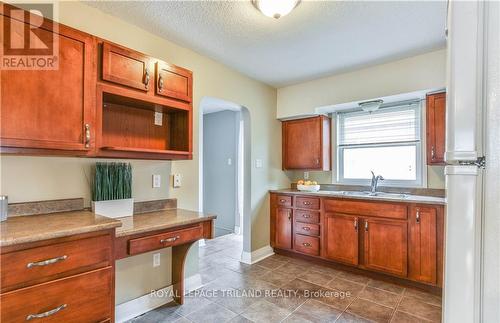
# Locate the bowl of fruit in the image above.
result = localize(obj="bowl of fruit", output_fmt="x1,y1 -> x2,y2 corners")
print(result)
296,180 -> 320,192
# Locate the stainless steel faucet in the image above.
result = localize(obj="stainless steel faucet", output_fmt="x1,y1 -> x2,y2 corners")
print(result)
370,171 -> 384,194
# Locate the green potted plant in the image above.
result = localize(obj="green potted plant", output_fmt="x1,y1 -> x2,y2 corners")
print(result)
91,162 -> 133,218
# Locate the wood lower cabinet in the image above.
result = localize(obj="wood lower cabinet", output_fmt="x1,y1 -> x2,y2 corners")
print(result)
324,213 -> 359,265
275,207 -> 293,250
270,193 -> 444,288
408,206 -> 439,284
1,9 -> 95,153
363,218 -> 408,277
282,116 -> 331,170
426,92 -> 446,165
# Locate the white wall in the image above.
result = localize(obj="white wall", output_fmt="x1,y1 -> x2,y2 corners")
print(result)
203,110 -> 240,236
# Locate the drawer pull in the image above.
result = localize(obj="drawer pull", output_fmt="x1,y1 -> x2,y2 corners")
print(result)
416,209 -> 421,224
303,201 -> 311,205
26,255 -> 68,268
302,226 -> 310,231
302,242 -> 311,247
302,214 -> 311,218
279,199 -> 286,203
26,304 -> 67,320
160,236 -> 180,244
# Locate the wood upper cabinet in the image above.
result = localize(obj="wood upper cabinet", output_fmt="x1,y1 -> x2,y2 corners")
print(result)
363,218 -> 408,277
426,92 -> 446,165
155,61 -> 193,103
282,116 -> 331,170
408,206 -> 438,284
0,12 -> 95,152
324,213 -> 359,265
275,207 -> 293,250
101,42 -> 152,92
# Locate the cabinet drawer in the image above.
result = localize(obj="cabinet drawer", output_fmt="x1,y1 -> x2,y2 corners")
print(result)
276,195 -> 292,207
0,267 -> 112,323
1,234 -> 112,292
324,199 -> 407,220
129,225 -> 203,255
294,209 -> 320,224
295,222 -> 320,236
294,234 -> 320,256
296,196 -> 320,210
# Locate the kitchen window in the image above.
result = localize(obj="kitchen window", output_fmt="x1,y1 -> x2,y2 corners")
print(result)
336,102 -> 423,187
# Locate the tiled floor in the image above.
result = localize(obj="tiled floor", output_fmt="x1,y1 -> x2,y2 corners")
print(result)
129,234 -> 442,323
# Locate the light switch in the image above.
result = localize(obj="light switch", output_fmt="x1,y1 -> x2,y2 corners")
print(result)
173,174 -> 182,188
227,158 -> 232,165
304,172 -> 309,180
255,159 -> 263,168
154,112 -> 163,126
152,174 -> 161,188
153,253 -> 160,267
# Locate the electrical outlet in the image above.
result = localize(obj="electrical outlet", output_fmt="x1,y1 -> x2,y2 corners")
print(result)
153,253 -> 160,267
152,174 -> 161,188
173,174 -> 182,188
304,172 -> 309,180
227,158 -> 232,165
154,112 -> 163,126
255,159 -> 263,168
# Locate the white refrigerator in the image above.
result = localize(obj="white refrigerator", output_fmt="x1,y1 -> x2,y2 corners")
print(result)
444,1 -> 499,323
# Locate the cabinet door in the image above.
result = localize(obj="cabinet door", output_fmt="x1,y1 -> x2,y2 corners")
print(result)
363,218 -> 408,276
408,206 -> 437,284
101,42 -> 151,92
275,208 -> 293,249
282,116 -> 330,170
1,16 -> 95,151
324,213 -> 359,265
426,92 -> 446,165
155,61 -> 192,103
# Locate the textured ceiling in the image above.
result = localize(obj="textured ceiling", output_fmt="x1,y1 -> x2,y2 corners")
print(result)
85,0 -> 447,87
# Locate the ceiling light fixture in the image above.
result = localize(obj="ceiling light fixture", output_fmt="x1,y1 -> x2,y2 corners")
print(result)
359,99 -> 384,113
252,0 -> 301,19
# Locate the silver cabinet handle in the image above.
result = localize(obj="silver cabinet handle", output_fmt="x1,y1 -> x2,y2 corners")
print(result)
365,221 -> 369,232
84,124 -> 91,148
158,74 -> 164,92
302,242 -> 311,247
303,201 -> 311,205
416,209 -> 421,224
144,67 -> 150,89
431,146 -> 436,160
302,226 -> 310,231
26,304 -> 67,320
27,255 -> 68,268
302,214 -> 311,218
160,235 -> 180,244
354,219 -> 358,231
279,199 -> 286,203
315,158 -> 320,165
287,210 -> 291,221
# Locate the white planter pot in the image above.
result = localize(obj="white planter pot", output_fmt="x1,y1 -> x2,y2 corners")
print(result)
92,198 -> 134,218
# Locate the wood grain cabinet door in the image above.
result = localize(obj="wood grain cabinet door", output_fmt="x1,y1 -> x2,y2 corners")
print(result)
1,15 -> 95,151
282,116 -> 330,170
426,92 -> 446,165
155,61 -> 192,103
363,218 -> 408,277
324,213 -> 359,265
101,42 -> 152,92
408,206 -> 437,284
275,208 -> 293,250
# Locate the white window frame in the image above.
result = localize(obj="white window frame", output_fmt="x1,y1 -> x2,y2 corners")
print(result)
334,101 -> 426,188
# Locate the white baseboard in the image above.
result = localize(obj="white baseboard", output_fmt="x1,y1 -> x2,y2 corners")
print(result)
115,274 -> 203,323
234,226 -> 241,235
240,245 -> 274,265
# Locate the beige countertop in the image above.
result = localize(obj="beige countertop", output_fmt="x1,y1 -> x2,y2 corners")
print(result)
270,189 -> 446,205
115,209 -> 217,237
0,211 -> 122,247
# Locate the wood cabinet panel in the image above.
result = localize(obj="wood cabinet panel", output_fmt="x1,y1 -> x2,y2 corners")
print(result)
294,209 -> 320,224
294,234 -> 320,256
282,116 -> 330,170
1,234 -> 111,292
1,14 -> 95,152
276,195 -> 292,207
324,213 -> 359,265
363,218 -> 408,277
128,225 -> 203,255
102,42 -> 151,92
295,222 -> 320,237
409,206 -> 438,284
0,267 -> 112,323
275,208 -> 293,250
324,199 -> 407,220
155,61 -> 192,102
426,92 -> 446,165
